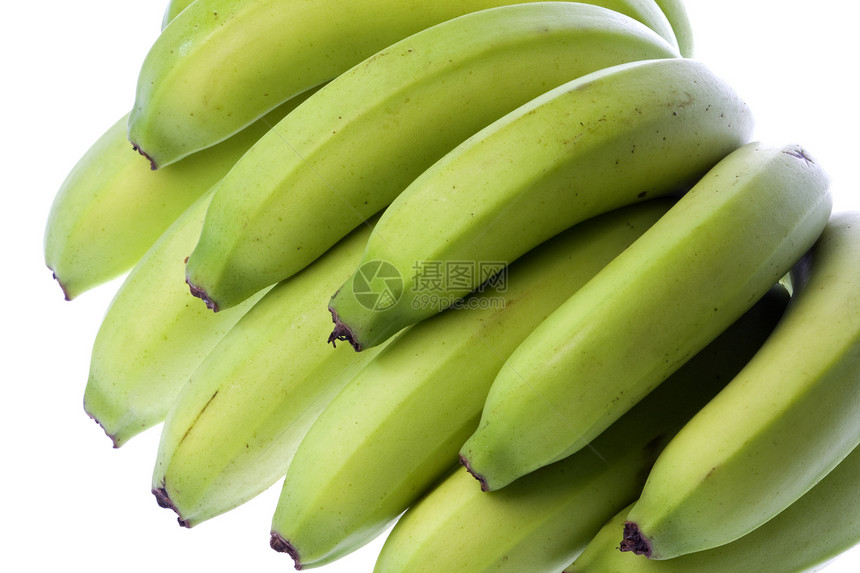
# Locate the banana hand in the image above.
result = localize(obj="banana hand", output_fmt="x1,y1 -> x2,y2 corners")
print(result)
621,210 -> 860,560
269,200 -> 674,569
183,1 -> 680,312
459,142 -> 831,492
375,285 -> 789,573
128,0 -> 678,168
329,57 -> 754,351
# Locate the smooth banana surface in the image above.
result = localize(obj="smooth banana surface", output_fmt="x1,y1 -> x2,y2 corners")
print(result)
269,201 -> 674,569
161,0 -> 196,29
328,57 -> 754,351
459,142 -> 832,492
183,1 -> 680,312
44,89 -> 314,300
653,0 -> 693,56
374,285 -> 789,573
621,210 -> 860,560
571,442 -> 860,573
152,219 -> 390,528
129,0 -> 678,168
82,190 -> 269,447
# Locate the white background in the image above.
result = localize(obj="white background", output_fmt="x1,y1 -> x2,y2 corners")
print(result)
3,1 -> 858,571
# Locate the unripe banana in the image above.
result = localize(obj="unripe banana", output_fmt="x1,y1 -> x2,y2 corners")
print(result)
653,0 -> 693,56
161,0 -> 195,29
269,200 -> 674,569
183,1 -> 681,312
459,141 -> 832,492
44,89 -> 315,301
329,57 -> 754,351
620,211 -> 860,560
82,190 -> 268,447
128,0 -> 678,168
374,285 -> 789,573
570,443 -> 860,573
152,218 -> 391,528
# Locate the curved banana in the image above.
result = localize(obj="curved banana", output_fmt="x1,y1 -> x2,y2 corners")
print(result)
44,89 -> 315,301
183,1 -> 681,312
328,57 -> 755,351
620,210 -> 860,560
374,285 -> 789,573
458,142 -> 832,492
128,0 -> 679,168
653,0 -> 693,56
161,0 -> 195,29
82,189 -> 269,448
268,200 -> 674,569
570,443 -> 860,572
151,218 -> 390,528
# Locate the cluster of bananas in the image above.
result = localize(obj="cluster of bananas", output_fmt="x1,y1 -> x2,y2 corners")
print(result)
44,0 -> 860,571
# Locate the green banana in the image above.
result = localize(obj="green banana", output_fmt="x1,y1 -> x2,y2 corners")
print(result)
183,2 -> 681,312
44,89 -> 315,301
82,190 -> 268,448
269,200 -> 675,569
458,141 -> 832,492
151,218 -> 391,528
653,0 -> 693,56
570,444 -> 860,572
374,285 -> 790,573
620,210 -> 860,560
128,0 -> 679,169
161,0 -> 196,29
328,57 -> 755,351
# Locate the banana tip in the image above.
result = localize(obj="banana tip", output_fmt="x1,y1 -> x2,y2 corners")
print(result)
82,402 -> 120,448
619,521 -> 652,557
130,142 -> 158,170
459,454 -> 490,492
49,269 -> 72,301
270,532 -> 303,569
152,486 -> 191,528
186,278 -> 220,312
327,307 -> 361,351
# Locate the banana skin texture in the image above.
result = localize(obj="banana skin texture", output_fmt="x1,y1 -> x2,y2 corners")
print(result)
151,218 -> 391,528
182,1 -> 681,312
44,88 -> 315,301
268,200 -> 674,569
620,211 -> 860,560
128,0 -> 678,168
570,443 -> 860,573
328,57 -> 755,352
82,190 -> 268,447
373,285 -> 789,573
458,141 -> 832,492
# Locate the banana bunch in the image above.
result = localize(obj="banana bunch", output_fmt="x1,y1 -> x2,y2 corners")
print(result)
44,0 -> 860,572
